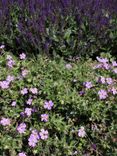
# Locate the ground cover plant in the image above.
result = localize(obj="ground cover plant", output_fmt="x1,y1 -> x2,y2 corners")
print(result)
0,48 -> 116,155
0,0 -> 117,58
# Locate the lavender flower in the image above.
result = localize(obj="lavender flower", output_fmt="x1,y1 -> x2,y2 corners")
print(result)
78,126 -> 86,138
18,152 -> 27,156
41,114 -> 49,122
17,123 -> 26,134
106,78 -> 113,85
11,101 -> 16,106
21,69 -> 29,77
6,75 -> 14,82
98,89 -> 108,99
30,88 -> 38,94
98,76 -> 106,84
24,108 -> 32,117
96,57 -> 108,63
0,117 -> 11,126
21,88 -> 28,95
103,63 -> 110,70
83,81 -> 92,89
28,130 -> 40,147
20,53 -> 26,60
39,129 -> 48,140
0,80 -> 9,89
65,64 -> 72,69
26,98 -> 33,105
112,61 -> 117,67
111,87 -> 117,95
7,59 -> 15,68
44,100 -> 54,110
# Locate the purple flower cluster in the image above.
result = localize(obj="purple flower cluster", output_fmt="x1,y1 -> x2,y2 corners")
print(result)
28,130 -> 40,147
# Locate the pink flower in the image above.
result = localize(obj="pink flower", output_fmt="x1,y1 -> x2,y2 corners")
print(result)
44,100 -> 54,110
39,129 -> 48,140
21,88 -> 28,95
41,114 -> 49,122
20,53 -> 26,60
17,123 -> 26,134
18,152 -> 27,156
0,117 -> 11,126
0,80 -> 9,89
25,108 -> 32,117
98,89 -> 108,99
30,88 -> 38,94
78,126 -> 86,138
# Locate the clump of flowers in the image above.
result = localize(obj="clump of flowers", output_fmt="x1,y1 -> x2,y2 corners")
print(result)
28,130 -> 40,147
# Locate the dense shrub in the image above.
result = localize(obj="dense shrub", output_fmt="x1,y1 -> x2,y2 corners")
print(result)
0,49 -> 116,155
0,0 -> 117,57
